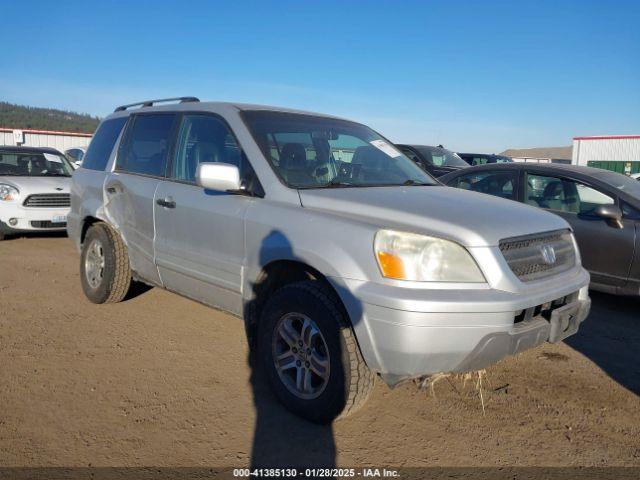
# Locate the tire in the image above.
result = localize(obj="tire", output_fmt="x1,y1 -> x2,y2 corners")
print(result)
258,280 -> 375,423
80,223 -> 132,304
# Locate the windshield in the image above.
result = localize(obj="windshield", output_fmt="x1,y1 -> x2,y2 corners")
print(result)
242,111 -> 437,188
414,146 -> 468,167
597,170 -> 640,198
0,151 -> 73,177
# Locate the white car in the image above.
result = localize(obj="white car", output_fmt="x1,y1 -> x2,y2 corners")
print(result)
0,146 -> 73,240
631,173 -> 640,181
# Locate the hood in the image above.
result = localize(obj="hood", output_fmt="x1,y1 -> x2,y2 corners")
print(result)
0,176 -> 71,198
298,185 -> 569,247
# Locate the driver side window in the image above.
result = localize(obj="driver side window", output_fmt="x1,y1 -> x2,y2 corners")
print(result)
172,114 -> 263,195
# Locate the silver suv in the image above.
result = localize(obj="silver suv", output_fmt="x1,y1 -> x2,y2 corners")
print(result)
68,97 -> 591,423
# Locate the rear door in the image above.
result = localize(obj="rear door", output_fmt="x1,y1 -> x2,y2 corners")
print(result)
153,113 -> 255,315
103,113 -> 177,285
523,171 -> 635,286
68,116 -> 127,246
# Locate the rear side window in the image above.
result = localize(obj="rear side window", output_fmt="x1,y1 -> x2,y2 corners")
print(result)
118,114 -> 176,177
82,117 -> 127,171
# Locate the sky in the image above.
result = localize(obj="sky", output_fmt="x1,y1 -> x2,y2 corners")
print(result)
0,0 -> 639,152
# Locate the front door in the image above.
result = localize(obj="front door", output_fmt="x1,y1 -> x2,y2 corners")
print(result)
153,113 -> 254,316
523,172 -> 635,287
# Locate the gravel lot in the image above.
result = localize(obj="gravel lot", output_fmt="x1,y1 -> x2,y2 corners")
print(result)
1,235 -> 639,469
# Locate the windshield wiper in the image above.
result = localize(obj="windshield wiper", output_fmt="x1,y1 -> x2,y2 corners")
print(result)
402,179 -> 433,186
324,179 -> 355,188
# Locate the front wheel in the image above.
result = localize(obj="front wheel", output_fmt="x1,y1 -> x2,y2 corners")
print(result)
258,281 -> 375,423
80,223 -> 132,304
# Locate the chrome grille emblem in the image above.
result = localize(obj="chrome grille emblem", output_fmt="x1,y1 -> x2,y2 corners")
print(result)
540,245 -> 557,265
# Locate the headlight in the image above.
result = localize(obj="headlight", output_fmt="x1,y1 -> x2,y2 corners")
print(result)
0,184 -> 19,201
374,229 -> 485,282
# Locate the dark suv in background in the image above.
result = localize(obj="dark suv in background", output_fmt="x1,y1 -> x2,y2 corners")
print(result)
459,153 -> 513,166
396,144 -> 468,177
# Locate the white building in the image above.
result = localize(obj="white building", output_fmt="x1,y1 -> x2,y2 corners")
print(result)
572,135 -> 640,174
0,127 -> 92,153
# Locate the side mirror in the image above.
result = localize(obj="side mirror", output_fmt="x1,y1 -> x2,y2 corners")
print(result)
196,163 -> 241,192
593,204 -> 623,229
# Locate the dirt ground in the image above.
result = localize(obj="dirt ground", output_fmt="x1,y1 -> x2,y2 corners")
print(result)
1,235 -> 639,470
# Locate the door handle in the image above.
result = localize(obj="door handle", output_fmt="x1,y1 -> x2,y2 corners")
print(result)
106,186 -> 117,194
156,197 -> 176,209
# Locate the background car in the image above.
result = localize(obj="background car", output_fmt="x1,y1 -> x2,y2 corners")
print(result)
441,163 -> 640,296
396,144 -> 468,177
458,153 -> 513,166
631,173 -> 640,181
65,147 -> 87,168
0,146 -> 73,240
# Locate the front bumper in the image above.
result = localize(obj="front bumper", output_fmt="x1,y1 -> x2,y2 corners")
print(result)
0,204 -> 69,234
334,267 -> 591,386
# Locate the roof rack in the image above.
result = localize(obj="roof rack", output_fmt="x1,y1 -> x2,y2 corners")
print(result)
114,97 -> 200,112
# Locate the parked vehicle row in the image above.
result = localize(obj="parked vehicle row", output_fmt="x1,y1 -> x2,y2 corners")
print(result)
66,98 -> 591,423
7,99 -> 635,423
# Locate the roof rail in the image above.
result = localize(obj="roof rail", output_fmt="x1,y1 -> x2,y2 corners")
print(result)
114,97 -> 200,112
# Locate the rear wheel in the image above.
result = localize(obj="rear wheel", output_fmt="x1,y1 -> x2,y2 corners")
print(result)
258,280 -> 375,423
80,223 -> 132,304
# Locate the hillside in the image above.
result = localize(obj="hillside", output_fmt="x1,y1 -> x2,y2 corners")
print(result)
0,101 -> 100,134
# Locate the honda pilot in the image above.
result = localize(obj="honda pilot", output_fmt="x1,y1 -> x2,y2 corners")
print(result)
68,98 -> 591,423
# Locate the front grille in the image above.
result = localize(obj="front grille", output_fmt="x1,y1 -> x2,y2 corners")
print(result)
500,229 -> 576,282
23,193 -> 70,208
30,220 -> 67,228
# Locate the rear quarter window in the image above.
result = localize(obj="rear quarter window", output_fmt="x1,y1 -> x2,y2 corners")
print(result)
82,117 -> 128,171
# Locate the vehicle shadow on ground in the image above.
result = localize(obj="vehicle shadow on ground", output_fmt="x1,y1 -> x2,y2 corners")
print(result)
565,291 -> 640,395
123,280 -> 154,301
1,231 -> 68,241
248,352 -> 336,469
246,230 -> 347,470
